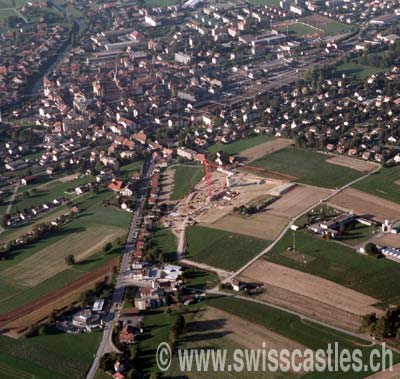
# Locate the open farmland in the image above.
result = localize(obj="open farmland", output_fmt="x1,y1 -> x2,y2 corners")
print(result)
326,155 -> 378,173
205,296 -> 399,379
328,187 -> 400,223
239,260 -> 383,331
0,331 -> 102,379
353,166 -> 400,204
239,137 -> 293,162
209,212 -> 288,240
265,231 -> 400,305
168,304 -> 303,379
170,165 -> 204,200
186,226 -> 269,271
251,148 -> 362,188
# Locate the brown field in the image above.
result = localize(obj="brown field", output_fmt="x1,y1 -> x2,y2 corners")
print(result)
191,305 -> 307,355
240,260 -> 383,323
0,258 -> 118,337
2,226 -> 124,287
240,138 -> 293,162
372,233 -> 400,249
267,185 -> 332,218
209,212 -> 288,240
328,188 -> 400,223
365,364 -> 400,379
326,156 -> 378,173
241,165 -> 297,181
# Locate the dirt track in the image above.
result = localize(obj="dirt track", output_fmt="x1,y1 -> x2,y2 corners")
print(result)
240,260 -> 384,327
0,257 -> 118,335
328,188 -> 400,223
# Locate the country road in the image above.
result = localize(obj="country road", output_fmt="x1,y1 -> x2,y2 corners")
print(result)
86,157 -> 154,379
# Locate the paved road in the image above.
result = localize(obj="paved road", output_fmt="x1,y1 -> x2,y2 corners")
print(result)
86,157 -> 153,379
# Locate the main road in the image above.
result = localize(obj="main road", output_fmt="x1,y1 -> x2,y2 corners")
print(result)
86,156 -> 154,379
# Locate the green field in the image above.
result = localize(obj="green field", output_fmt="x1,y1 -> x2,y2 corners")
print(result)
144,0 -> 180,7
170,165 -> 204,200
336,63 -> 385,79
120,159 -> 143,177
208,135 -> 274,155
353,166 -> 400,204
0,190 -> 129,315
252,147 -> 362,188
266,231 -> 400,304
341,223 -> 378,246
186,226 -> 269,271
247,0 -> 280,5
151,226 -> 177,261
320,20 -> 353,35
205,296 -> 399,379
184,268 -> 219,290
0,332 -> 101,379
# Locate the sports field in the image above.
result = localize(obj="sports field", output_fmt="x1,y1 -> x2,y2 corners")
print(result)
279,22 -> 319,36
251,148 -> 362,188
208,135 -> 274,155
186,226 -> 269,271
0,332 -> 102,379
170,165 -> 204,200
266,231 -> 400,304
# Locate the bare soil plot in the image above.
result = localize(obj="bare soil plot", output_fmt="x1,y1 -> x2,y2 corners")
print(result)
241,260 -> 383,317
364,364 -> 400,379
326,156 -> 378,173
2,226 -> 124,287
267,185 -> 332,218
328,188 -> 400,223
240,138 -> 293,162
241,165 -> 297,181
0,258 -> 118,335
372,233 -> 400,249
192,306 -> 307,355
209,212 -> 288,240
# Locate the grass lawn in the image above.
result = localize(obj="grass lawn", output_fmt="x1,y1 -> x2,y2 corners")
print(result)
170,165 -> 203,200
252,147 -> 362,188
341,223 -> 378,246
266,231 -> 400,304
119,160 -> 143,177
183,268 -> 219,290
247,0 -> 280,5
0,332 -> 102,379
0,0 -> 14,7
353,166 -> 400,204
208,135 -> 273,155
320,20 -> 353,35
186,226 -> 269,271
206,296 -> 399,379
336,63 -> 385,79
152,226 -> 177,261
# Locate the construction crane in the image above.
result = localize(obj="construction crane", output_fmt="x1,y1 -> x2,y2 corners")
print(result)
202,159 -> 233,198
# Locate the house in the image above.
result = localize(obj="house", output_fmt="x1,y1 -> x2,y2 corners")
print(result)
21,175 -> 36,186
119,325 -> 136,344
231,279 -> 245,292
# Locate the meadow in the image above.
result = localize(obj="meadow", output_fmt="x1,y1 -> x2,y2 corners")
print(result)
170,165 -> 204,200
251,147 -> 362,188
186,226 -> 269,271
208,135 -> 274,155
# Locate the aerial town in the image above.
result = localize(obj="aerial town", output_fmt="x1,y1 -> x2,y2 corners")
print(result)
1,0 -> 400,378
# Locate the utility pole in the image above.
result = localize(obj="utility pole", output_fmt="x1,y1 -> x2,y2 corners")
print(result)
292,231 -> 296,252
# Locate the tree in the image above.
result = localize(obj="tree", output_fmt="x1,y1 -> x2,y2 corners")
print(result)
396,328 -> 400,346
103,242 -> 113,252
65,254 -> 75,265
364,243 -> 383,258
